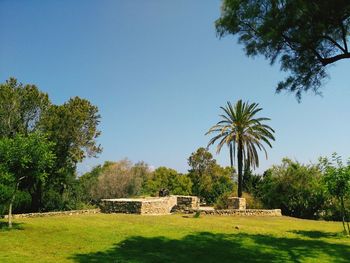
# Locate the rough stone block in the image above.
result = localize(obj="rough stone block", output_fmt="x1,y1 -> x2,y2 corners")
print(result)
174,195 -> 200,210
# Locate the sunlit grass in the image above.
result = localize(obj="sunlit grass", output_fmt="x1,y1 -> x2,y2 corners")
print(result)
0,214 -> 349,262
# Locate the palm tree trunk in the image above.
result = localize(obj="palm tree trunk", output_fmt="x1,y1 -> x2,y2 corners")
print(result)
237,140 -> 243,198
229,143 -> 234,182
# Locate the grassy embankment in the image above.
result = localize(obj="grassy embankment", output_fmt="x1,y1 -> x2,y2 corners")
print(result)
0,213 -> 349,262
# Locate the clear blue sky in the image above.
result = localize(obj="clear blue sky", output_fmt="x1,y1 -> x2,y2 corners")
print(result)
1,0 -> 349,174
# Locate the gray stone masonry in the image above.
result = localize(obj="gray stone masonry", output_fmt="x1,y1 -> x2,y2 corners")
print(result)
228,197 -> 246,210
196,208 -> 282,216
172,195 -> 200,211
100,195 -> 199,215
2,209 -> 100,219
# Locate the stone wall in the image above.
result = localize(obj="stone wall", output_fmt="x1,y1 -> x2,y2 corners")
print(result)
100,195 -> 198,215
194,209 -> 282,216
173,195 -> 200,211
1,209 -> 100,219
100,198 -> 143,214
141,196 -> 177,215
100,196 -> 179,215
1,206 -> 282,218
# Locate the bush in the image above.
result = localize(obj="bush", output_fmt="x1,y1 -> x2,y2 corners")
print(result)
188,148 -> 234,204
143,167 -> 192,196
257,158 -> 327,219
204,174 -> 234,204
214,192 -> 232,209
242,192 -> 264,209
322,196 -> 350,221
41,187 -> 64,211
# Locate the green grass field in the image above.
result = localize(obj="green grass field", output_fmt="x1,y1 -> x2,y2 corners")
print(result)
0,214 -> 349,262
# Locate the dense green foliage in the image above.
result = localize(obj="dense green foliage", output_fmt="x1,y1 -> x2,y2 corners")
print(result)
75,148 -> 234,206
320,154 -> 350,234
0,214 -> 349,262
0,133 -> 55,226
206,100 -> 274,197
39,96 -> 101,211
188,148 -> 234,204
216,0 -> 350,98
255,158 -> 327,219
0,78 -> 101,213
237,156 -> 349,222
0,78 -> 50,137
144,167 -> 192,196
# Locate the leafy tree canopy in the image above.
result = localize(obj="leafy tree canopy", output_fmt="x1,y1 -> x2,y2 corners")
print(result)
0,133 -> 55,226
144,167 -> 192,196
0,78 -> 50,137
320,153 -> 350,234
0,78 -> 102,212
216,0 -> 350,99
188,147 -> 234,204
41,96 -> 102,169
258,158 -> 326,219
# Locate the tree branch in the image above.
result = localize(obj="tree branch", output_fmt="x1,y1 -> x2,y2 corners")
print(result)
320,52 -> 350,65
340,20 -> 349,52
322,35 -> 346,53
282,34 -> 325,62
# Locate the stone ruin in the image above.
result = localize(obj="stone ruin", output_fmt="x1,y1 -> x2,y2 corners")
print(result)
99,195 -> 282,217
100,195 -> 199,215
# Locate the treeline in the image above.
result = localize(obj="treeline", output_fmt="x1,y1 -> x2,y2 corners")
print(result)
75,147 -> 350,230
244,156 -> 350,228
0,79 -> 349,233
78,149 -> 350,229
78,147 -> 234,206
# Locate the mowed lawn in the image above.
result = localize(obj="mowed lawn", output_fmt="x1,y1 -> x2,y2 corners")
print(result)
0,214 -> 349,263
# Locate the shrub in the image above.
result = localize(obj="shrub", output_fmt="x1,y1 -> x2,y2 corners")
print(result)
214,192 -> 232,209
257,158 -> 327,219
143,167 -> 192,196
242,192 -> 264,209
188,148 -> 234,204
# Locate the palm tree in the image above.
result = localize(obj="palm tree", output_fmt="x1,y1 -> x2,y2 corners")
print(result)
206,100 -> 275,197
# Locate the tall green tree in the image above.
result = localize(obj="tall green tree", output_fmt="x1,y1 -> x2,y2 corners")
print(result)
0,133 -> 55,228
206,100 -> 275,197
216,0 -> 350,99
188,148 -> 234,204
0,78 -> 102,212
40,97 -> 102,210
0,78 -> 51,211
320,154 -> 350,235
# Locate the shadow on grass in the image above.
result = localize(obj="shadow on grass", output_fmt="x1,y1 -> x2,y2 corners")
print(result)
0,221 -> 24,231
71,231 -> 350,263
289,230 -> 343,239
